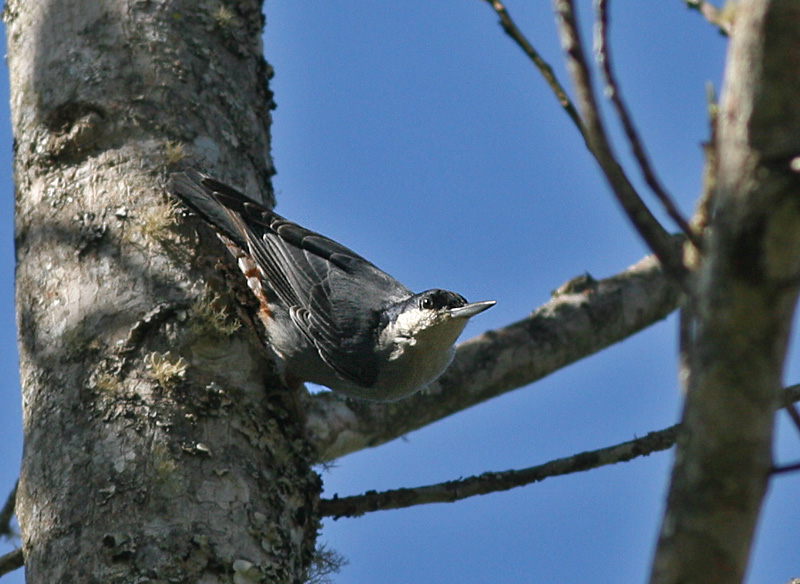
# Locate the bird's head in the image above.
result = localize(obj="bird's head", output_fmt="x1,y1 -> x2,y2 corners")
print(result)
379,289 -> 495,355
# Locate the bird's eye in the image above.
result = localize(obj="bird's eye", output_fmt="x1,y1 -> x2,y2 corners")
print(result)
420,297 -> 434,310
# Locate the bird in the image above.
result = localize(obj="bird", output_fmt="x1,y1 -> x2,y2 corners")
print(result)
169,170 -> 495,401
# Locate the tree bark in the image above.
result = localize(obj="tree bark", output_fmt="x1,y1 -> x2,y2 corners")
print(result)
650,2 -> 800,582
6,1 -> 319,582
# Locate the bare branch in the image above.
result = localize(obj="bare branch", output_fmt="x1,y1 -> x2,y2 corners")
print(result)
784,403 -> 800,438
320,425 -> 678,518
775,386 -> 800,472
322,384 -> 800,518
307,251 -> 681,461
770,387 -> 800,476
480,0 -> 687,278
553,0 -> 687,281
0,549 -> 23,578
683,0 -> 734,36
0,482 -> 16,539
595,0 -> 702,251
480,0 -> 586,139
772,461 -> 800,475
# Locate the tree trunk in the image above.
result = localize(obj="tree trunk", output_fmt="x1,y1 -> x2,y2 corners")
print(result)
650,1 -> 800,582
6,0 -> 320,581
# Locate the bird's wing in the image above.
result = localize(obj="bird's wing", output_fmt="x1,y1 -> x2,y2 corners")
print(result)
170,171 -> 410,387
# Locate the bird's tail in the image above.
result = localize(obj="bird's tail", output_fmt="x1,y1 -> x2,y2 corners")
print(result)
169,170 -> 262,250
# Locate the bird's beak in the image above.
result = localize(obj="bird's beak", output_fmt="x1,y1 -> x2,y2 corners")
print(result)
449,300 -> 496,319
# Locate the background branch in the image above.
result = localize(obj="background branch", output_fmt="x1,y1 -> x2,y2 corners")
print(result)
553,0 -> 687,281
0,549 -> 23,578
482,0 -> 688,277
320,425 -> 679,518
595,0 -> 702,250
321,384 -> 800,519
0,482 -> 15,539
307,251 -> 681,461
481,0 -> 586,139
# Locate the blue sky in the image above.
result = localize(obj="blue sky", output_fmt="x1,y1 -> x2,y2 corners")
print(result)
3,2 -> 800,583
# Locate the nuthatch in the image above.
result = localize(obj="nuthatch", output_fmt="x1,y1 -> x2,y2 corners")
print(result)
170,170 -> 494,401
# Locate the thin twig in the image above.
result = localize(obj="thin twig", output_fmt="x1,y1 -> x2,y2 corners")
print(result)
772,461 -> 800,475
683,0 -> 733,36
776,387 -> 800,474
784,384 -> 800,407
480,0 -> 686,279
320,384 -> 800,518
0,548 -> 23,578
784,403 -> 800,438
320,425 -> 679,518
0,482 -> 16,539
595,0 -> 703,251
553,0 -> 687,282
481,0 -> 587,140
